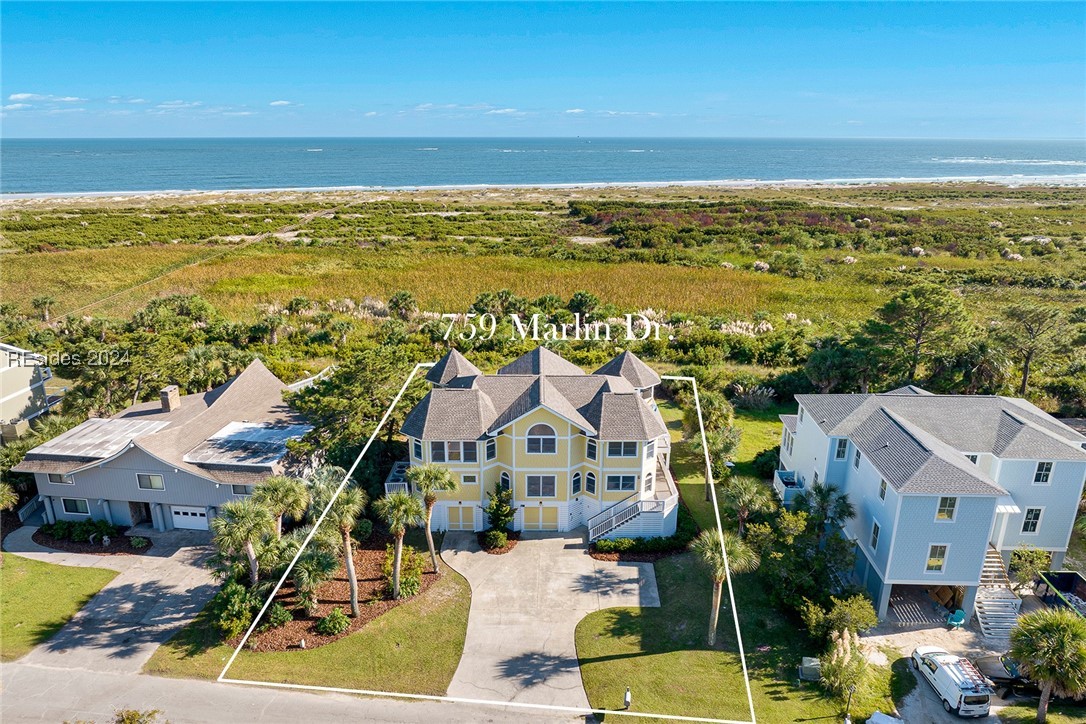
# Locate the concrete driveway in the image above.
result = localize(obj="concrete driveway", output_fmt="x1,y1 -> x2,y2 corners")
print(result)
442,530 -> 659,710
5,526 -> 216,674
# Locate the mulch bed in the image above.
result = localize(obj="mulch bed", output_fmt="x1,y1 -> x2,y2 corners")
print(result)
240,531 -> 439,653
588,547 -> 684,563
478,530 -> 520,555
31,529 -> 155,556
0,510 -> 22,547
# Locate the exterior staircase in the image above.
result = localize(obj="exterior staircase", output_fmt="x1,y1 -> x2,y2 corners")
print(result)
974,546 -> 1021,644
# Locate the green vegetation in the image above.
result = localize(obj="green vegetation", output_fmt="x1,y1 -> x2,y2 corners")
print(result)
143,564 -> 471,695
0,554 -> 117,661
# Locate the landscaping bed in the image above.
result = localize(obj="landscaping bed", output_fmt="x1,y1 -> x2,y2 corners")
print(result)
33,529 -> 154,555
0,510 -> 22,546
587,500 -> 699,562
242,532 -> 438,652
478,529 -> 519,555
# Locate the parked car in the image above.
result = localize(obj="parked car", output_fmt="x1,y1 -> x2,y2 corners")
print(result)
911,646 -> 994,718
973,653 -> 1086,706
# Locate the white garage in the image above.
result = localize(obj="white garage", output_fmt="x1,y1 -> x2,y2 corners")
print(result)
170,505 -> 209,530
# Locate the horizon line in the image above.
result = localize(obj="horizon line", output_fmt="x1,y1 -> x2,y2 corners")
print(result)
3,135 -> 1083,143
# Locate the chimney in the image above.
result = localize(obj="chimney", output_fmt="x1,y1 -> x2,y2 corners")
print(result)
160,385 -> 181,412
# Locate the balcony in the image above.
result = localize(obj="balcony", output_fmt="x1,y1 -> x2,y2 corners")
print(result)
384,461 -> 411,495
773,469 -> 804,508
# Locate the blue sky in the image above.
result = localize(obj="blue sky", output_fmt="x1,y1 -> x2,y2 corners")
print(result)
2,2 -> 1083,138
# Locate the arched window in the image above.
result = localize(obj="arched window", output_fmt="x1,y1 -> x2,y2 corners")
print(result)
572,472 -> 582,495
526,423 -> 557,454
500,472 -> 511,491
585,472 -> 597,495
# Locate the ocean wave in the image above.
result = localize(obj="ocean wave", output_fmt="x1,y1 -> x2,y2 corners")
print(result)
416,147 -> 439,151
929,157 -> 1086,166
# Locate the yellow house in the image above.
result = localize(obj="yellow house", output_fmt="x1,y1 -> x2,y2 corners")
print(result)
394,347 -> 679,540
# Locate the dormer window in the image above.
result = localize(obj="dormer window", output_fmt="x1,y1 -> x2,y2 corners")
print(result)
526,424 -> 557,454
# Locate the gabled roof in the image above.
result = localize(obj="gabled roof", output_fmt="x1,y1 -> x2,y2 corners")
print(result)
498,347 -> 585,376
793,388 -> 1086,496
14,359 -> 309,485
403,347 -> 666,442
594,350 -> 661,389
426,349 -> 482,386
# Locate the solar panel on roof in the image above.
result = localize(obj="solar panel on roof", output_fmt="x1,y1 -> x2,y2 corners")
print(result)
182,421 -> 311,468
31,418 -> 170,459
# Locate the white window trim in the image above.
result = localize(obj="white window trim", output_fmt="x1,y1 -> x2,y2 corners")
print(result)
1021,507 -> 1044,536
485,438 -> 496,461
586,439 -> 597,460
413,439 -> 423,460
231,485 -> 251,497
61,497 -> 90,516
585,472 -> 597,494
47,473 -> 74,485
525,474 -> 557,498
605,474 -> 637,492
499,472 -> 511,491
606,441 -> 638,458
935,496 -> 957,523
1033,461 -> 1053,486
870,521 -> 880,551
571,472 -> 582,496
853,449 -> 861,469
137,473 -> 166,492
878,479 -> 887,501
461,474 -> 478,486
835,439 -> 848,460
925,543 -> 949,574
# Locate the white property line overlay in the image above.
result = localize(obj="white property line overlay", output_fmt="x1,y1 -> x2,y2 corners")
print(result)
215,362 -> 757,724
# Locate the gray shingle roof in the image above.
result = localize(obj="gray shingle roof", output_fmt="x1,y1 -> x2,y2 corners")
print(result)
593,351 -> 661,389
14,359 -> 308,480
780,414 -> 797,433
403,348 -> 666,442
793,388 -> 1086,496
426,349 -> 482,386
498,347 -> 585,376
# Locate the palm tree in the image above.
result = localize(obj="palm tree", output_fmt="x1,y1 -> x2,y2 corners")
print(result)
1010,608 -> 1086,723
31,295 -> 56,322
373,491 -> 424,600
722,476 -> 777,536
211,499 -> 276,586
406,463 -> 459,574
292,549 -> 338,616
326,486 -> 368,616
794,481 -> 856,549
690,529 -> 759,646
252,475 -> 310,538
0,482 -> 18,567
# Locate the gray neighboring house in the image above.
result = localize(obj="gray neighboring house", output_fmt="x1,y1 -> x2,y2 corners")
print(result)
1,342 -> 62,443
13,359 -> 310,532
778,386 -> 1086,638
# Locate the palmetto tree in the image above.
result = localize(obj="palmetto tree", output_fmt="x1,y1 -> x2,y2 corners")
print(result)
211,499 -> 276,586
373,491 -> 424,600
31,295 -> 56,322
0,482 -> 18,567
1010,608 -> 1086,723
794,481 -> 856,549
292,549 -> 339,616
326,486 -> 369,616
253,475 -> 310,538
690,529 -> 759,646
406,463 -> 459,574
722,476 -> 777,537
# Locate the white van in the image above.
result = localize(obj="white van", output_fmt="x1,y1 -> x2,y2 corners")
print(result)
911,646 -> 993,718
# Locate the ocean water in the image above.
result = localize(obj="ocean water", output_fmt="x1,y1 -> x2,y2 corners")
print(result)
2,137 -> 1084,195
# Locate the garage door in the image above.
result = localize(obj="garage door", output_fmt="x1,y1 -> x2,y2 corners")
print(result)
446,506 -> 474,531
171,505 -> 209,530
523,506 -> 559,531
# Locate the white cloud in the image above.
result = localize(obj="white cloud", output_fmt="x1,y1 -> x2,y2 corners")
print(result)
9,93 -> 86,102
601,110 -> 661,117
364,111 -> 379,117
222,111 -> 256,116
564,108 -> 585,114
485,108 -> 519,115
269,100 -> 293,106
413,102 -> 493,112
846,120 -> 864,125
2,103 -> 30,111
109,96 -> 148,104
148,100 -> 203,114
46,108 -> 86,115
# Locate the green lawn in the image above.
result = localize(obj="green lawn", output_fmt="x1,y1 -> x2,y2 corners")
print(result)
997,702 -> 1086,723
0,553 -> 118,661
144,561 -> 471,696
591,401 -> 907,722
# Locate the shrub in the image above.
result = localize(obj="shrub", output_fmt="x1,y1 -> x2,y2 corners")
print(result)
383,544 -> 425,598
112,709 -> 163,724
483,488 -> 515,531
210,580 -> 259,639
752,446 -> 781,480
801,594 -> 879,642
482,529 -> 508,550
129,536 -> 150,549
353,518 -> 373,543
820,629 -> 869,697
592,504 -> 698,555
315,608 -> 350,636
1010,544 -> 1050,589
731,383 -> 776,410
258,602 -> 293,632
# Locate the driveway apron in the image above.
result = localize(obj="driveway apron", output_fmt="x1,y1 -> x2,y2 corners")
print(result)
443,530 -> 659,710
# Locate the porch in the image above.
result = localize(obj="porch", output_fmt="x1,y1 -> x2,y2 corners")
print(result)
384,460 -> 411,495
772,469 -> 804,507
